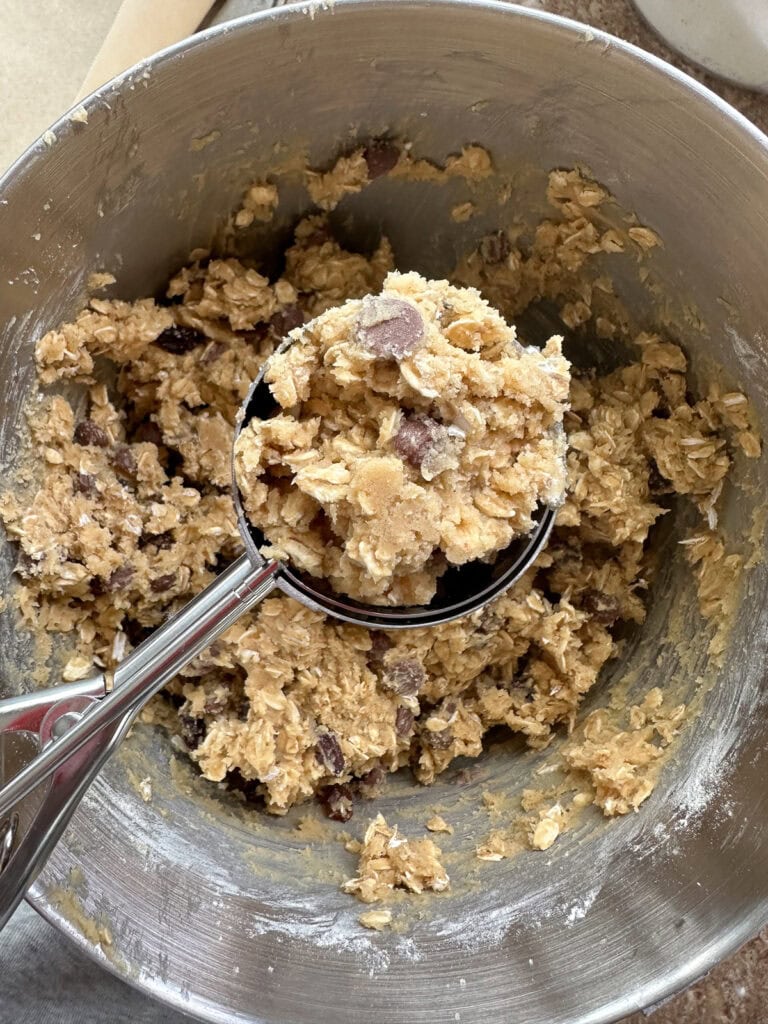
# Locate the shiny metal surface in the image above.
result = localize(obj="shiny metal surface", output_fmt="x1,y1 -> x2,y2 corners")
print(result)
0,812 -> 18,872
0,677 -> 110,926
0,2 -> 767,1022
0,554 -> 279,929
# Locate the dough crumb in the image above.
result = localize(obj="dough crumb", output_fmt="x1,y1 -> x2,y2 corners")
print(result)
234,182 -> 279,228
189,130 -> 220,152
482,791 -> 505,815
451,201 -> 476,223
476,832 -> 507,861
62,653 -> 92,682
426,814 -> 453,834
306,149 -> 370,211
563,689 -> 686,816
343,814 -> 450,903
358,908 -> 393,930
627,225 -> 661,250
531,814 -> 561,851
87,272 -> 116,292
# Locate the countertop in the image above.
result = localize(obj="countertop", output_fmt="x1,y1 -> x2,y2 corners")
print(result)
0,1 -> 766,1022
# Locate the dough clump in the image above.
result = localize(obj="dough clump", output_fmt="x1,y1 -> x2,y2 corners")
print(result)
234,271 -> 569,605
343,814 -> 450,903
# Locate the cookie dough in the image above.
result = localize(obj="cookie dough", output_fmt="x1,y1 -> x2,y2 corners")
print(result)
342,814 -> 450,903
563,687 -> 686,816
234,271 -> 569,605
0,156 -> 756,842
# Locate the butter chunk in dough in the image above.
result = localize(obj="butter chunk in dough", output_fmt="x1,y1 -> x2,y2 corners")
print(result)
234,271 -> 570,605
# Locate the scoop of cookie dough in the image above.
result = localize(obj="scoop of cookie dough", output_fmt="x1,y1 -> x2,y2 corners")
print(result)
234,271 -> 570,605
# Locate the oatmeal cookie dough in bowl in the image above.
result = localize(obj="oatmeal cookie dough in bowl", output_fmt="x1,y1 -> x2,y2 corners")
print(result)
1,3 -> 768,1024
235,271 -> 569,605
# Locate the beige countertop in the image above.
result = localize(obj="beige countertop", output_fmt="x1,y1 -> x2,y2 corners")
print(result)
0,0 -> 122,172
0,1 -> 766,1022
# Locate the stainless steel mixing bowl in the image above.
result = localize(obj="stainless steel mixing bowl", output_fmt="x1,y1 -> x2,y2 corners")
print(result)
1,2 -> 767,1021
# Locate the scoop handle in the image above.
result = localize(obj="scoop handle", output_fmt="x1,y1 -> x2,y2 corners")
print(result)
0,553 -> 279,927
0,695 -> 133,931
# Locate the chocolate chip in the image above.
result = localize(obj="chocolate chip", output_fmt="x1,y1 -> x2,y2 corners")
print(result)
154,325 -> 207,354
111,444 -> 137,481
425,726 -> 453,750
367,630 -> 394,667
110,565 -> 135,590
73,419 -> 109,447
201,341 -> 228,365
647,460 -> 672,496
508,682 -> 534,704
90,564 -> 134,596
393,416 -> 445,470
203,698 -> 226,716
241,326 -> 269,348
179,714 -> 206,750
476,604 -> 502,637
317,783 -> 353,822
132,420 -> 163,446
269,306 -> 304,338
357,294 -> 425,360
582,589 -> 621,626
73,472 -> 97,496
140,530 -> 174,551
14,550 -> 37,578
150,572 -> 176,593
383,659 -> 424,697
363,139 -> 400,179
304,223 -> 332,248
395,707 -> 415,737
123,618 -> 152,647
422,698 -> 456,749
315,730 -> 345,775
479,230 -> 511,265
356,764 -> 386,798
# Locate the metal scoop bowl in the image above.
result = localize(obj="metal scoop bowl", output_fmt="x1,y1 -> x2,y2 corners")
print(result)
0,339 -> 563,928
